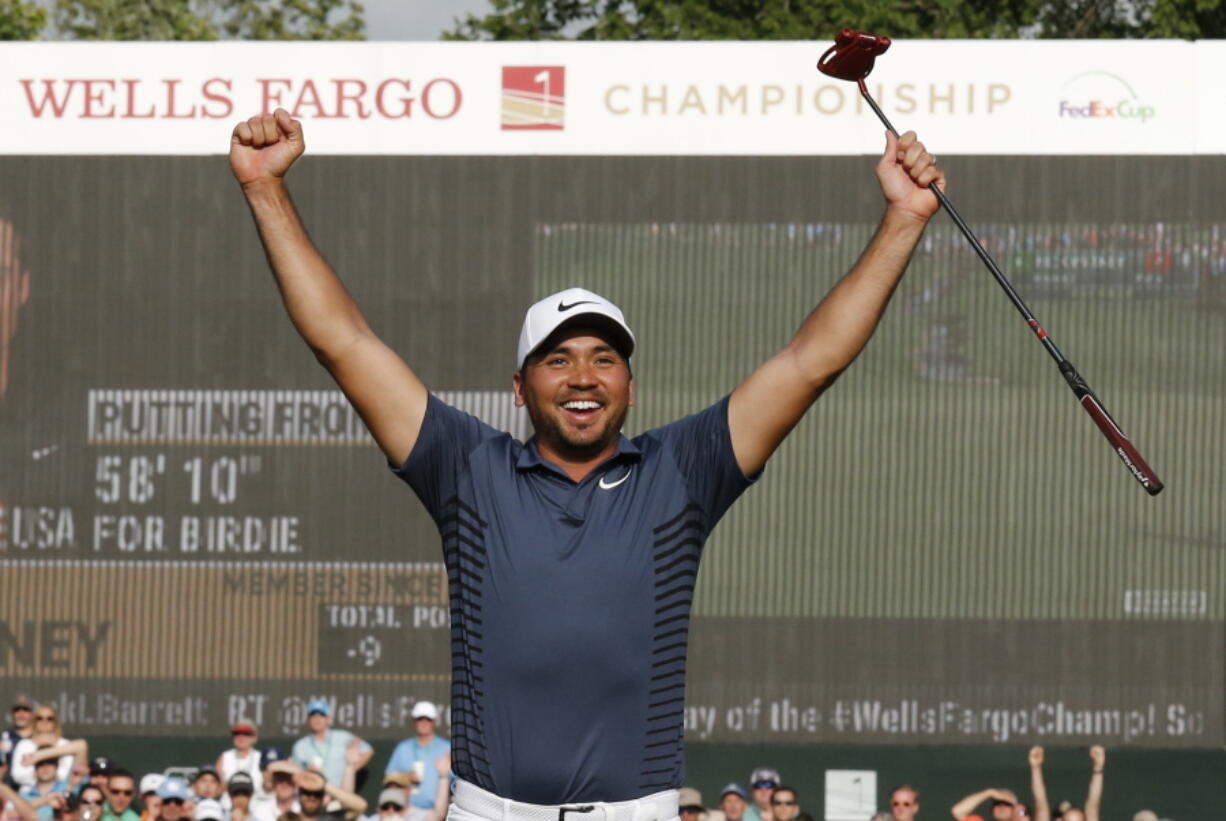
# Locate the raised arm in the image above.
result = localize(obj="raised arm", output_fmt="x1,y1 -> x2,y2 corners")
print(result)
29,739 -> 87,768
424,752 -> 452,821
728,130 -> 943,476
951,788 -> 1012,821
230,109 -> 428,466
321,779 -> 367,818
1029,746 -> 1050,821
1085,746 -> 1105,821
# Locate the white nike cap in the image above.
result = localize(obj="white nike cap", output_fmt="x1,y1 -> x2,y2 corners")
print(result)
516,287 -> 636,369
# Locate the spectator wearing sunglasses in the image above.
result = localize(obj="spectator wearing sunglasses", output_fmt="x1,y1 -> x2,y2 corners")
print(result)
292,769 -> 365,821
217,724 -> 262,798
767,787 -> 799,821
11,710 -> 83,789
744,769 -> 780,821
77,787 -> 107,821
374,789 -> 406,821
888,785 -> 919,821
100,770 -> 139,821
153,779 -> 188,821
374,759 -> 451,821
678,788 -> 724,821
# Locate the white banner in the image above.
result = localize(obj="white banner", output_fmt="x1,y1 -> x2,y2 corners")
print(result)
0,40 -> 1214,155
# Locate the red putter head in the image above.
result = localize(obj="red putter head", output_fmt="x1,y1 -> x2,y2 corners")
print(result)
816,28 -> 892,83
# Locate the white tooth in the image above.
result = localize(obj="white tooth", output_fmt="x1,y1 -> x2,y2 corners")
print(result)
564,400 -> 600,410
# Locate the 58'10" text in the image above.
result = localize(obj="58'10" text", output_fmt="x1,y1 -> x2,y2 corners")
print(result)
95,454 -> 261,505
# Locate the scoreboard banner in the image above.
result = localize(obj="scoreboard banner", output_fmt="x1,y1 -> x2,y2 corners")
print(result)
0,40 -> 1222,155
0,152 -> 1222,741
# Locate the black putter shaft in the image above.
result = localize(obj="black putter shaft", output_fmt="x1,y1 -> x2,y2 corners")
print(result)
858,78 -> 1164,495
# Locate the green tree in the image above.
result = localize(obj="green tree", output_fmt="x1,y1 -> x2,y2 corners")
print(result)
0,0 -> 46,39
56,0 -> 217,39
218,0 -> 365,40
1139,0 -> 1226,37
444,0 -> 1042,41
53,0 -> 364,40
445,0 -> 1226,40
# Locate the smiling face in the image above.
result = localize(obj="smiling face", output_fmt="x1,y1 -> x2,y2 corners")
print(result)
513,327 -> 635,468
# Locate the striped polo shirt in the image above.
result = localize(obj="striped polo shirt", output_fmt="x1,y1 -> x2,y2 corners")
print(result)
394,394 -> 753,805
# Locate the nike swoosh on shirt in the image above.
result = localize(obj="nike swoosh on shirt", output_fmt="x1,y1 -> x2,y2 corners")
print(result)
598,468 -> 633,490
558,300 -> 599,311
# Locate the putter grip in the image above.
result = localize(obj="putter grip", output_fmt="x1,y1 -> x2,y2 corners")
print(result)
1059,361 -> 1164,495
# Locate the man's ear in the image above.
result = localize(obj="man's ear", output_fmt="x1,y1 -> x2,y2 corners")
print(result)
512,370 -> 525,407
627,376 -> 636,407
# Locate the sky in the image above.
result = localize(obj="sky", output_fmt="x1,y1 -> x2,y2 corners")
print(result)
363,0 -> 496,40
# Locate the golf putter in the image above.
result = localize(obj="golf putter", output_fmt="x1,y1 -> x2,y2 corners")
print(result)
818,29 -> 1163,495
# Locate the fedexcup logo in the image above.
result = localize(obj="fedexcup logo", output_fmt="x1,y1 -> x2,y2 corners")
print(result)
1058,71 -> 1155,123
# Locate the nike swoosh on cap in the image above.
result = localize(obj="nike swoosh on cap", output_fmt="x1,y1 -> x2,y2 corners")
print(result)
558,300 -> 599,311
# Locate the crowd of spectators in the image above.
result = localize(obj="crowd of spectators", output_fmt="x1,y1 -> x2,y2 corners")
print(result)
1,697 -> 449,821
0,696 -> 1172,821
667,754 -> 1166,821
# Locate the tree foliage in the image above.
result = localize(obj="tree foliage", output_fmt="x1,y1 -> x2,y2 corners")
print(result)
443,0 -> 1040,40
444,0 -> 1226,40
0,0 -> 46,39
49,0 -> 365,40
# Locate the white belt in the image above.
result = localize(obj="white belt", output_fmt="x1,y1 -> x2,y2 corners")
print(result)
453,779 -> 679,821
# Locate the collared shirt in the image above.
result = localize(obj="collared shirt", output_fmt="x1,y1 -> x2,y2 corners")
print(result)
291,730 -> 370,787
19,779 -> 68,821
394,394 -> 753,805
385,737 -> 451,810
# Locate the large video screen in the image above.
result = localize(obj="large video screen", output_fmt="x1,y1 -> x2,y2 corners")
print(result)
1,155 -> 1221,747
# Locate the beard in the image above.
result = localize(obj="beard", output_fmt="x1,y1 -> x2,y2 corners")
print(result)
524,398 -> 629,460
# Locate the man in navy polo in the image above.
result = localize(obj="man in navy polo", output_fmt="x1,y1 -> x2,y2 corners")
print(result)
231,109 -> 944,818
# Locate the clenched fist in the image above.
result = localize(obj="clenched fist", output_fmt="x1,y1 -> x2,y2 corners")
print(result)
230,108 -> 305,187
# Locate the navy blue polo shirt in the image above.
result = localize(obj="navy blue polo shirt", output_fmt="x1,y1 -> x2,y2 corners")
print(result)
393,394 -> 753,805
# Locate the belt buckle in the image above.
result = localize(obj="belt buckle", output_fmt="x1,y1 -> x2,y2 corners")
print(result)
558,806 -> 595,821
